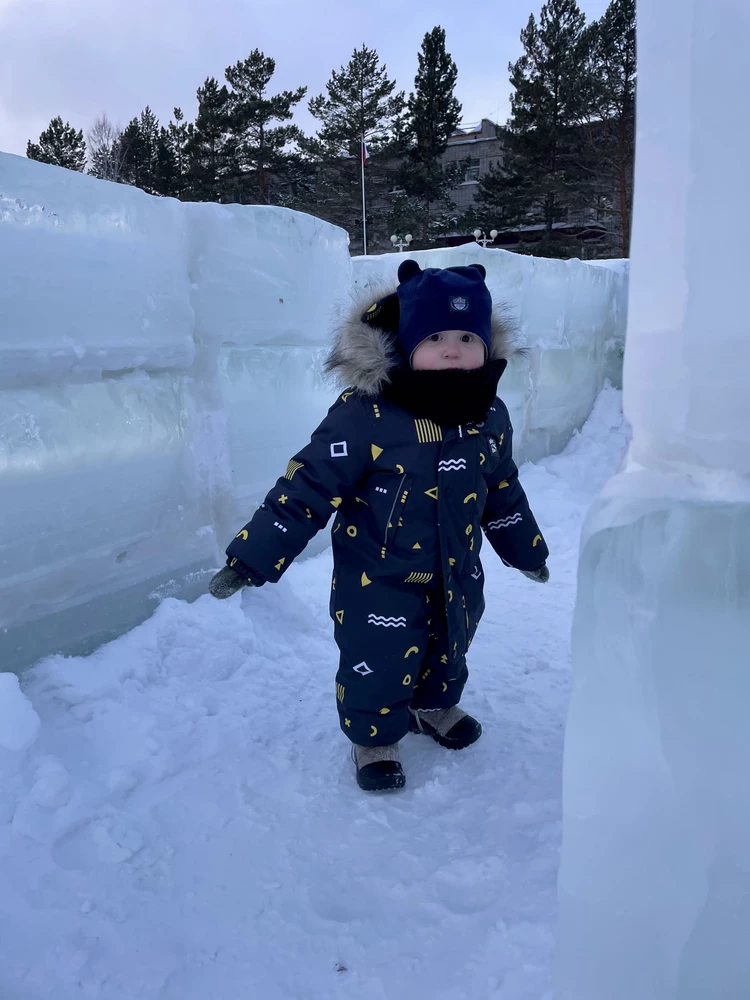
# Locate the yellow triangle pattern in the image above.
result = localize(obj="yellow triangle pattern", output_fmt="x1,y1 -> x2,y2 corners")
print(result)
371,444 -> 383,461
335,610 -> 344,625
361,572 -> 372,587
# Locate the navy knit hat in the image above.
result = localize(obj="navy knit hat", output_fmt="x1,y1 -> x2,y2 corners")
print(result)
396,260 -> 492,361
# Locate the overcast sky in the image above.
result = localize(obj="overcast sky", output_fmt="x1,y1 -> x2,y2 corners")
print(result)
0,0 -> 611,158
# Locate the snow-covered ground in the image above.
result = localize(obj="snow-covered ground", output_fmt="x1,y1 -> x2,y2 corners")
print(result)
0,387 -> 627,1000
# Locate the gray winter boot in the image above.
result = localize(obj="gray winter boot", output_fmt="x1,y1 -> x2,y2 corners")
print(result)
352,742 -> 406,792
409,706 -> 482,750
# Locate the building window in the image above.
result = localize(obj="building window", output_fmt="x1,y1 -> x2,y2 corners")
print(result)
464,158 -> 481,183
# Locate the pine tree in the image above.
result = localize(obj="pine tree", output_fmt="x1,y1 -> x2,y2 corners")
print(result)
27,116 -> 86,171
184,77 -> 231,202
119,118 -> 146,189
154,127 -> 178,196
476,0 -> 595,255
120,107 -> 161,193
138,106 -> 160,191
306,44 -> 404,253
580,0 -> 636,255
168,108 -> 190,197
397,26 -> 464,242
224,50 -> 306,205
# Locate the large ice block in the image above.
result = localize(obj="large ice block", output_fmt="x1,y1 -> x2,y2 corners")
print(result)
353,248 -> 627,464
184,202 -> 346,545
0,154 -> 352,670
0,157 -> 194,383
556,2 -> 750,997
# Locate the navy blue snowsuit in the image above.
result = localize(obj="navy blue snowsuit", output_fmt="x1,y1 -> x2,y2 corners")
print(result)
226,380 -> 548,747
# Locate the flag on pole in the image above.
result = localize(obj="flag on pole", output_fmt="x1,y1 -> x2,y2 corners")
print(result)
361,138 -> 369,255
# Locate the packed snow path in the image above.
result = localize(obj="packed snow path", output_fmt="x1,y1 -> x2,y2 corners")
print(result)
1,389 -> 627,1000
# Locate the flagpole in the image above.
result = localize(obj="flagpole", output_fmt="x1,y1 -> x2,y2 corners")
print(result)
361,135 -> 368,256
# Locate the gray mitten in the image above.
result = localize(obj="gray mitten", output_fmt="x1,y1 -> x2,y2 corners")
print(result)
520,563 -> 550,584
209,565 -> 252,599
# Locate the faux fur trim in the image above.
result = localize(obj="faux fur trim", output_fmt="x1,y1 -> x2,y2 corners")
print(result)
324,285 -> 399,397
324,284 -> 520,397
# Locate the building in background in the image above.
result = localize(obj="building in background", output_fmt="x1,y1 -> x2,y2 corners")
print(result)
432,119 -> 618,257
442,119 -> 505,214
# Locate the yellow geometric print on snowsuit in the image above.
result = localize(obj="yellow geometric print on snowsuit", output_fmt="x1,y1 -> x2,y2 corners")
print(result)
414,418 -> 443,443
284,459 -> 304,481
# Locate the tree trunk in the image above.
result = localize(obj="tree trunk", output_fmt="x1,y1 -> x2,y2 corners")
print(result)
617,119 -> 632,256
618,167 -> 630,256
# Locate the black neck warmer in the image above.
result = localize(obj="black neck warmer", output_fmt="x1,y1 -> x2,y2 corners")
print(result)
381,359 -> 507,427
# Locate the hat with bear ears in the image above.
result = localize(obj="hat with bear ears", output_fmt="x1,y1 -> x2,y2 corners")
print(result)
361,259 -> 493,362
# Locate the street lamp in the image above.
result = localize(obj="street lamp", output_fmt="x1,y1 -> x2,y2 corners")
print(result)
473,228 -> 499,248
390,233 -> 413,252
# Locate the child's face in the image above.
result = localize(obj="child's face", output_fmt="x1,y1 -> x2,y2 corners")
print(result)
411,330 -> 486,371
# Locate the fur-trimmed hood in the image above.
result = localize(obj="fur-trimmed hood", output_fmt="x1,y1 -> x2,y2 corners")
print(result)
325,282 -> 520,397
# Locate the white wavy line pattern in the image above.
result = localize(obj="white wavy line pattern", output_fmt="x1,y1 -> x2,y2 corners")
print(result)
367,615 -> 407,627
438,459 -> 466,471
486,513 -> 523,530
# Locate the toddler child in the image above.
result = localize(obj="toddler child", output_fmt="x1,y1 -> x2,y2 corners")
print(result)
209,260 -> 549,792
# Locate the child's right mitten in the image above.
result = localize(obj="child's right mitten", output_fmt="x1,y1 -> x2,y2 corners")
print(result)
520,563 -> 550,584
208,559 -> 265,599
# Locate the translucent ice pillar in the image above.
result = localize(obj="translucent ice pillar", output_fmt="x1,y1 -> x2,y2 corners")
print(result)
556,1 -> 750,998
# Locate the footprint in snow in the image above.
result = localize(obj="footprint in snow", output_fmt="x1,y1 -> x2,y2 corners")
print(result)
432,855 -> 509,914
52,813 -> 145,870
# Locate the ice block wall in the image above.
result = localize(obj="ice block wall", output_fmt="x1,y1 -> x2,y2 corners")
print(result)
353,249 -> 626,464
556,1 -> 750,998
0,153 -> 351,670
1,152 -> 626,671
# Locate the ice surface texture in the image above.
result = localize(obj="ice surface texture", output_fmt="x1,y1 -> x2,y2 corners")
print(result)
0,152 -> 626,670
556,1 -> 750,997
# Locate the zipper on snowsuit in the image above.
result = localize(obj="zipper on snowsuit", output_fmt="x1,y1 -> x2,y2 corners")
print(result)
383,472 -> 407,547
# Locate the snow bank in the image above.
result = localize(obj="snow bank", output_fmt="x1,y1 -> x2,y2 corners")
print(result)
0,152 -> 627,670
353,248 -> 627,463
0,673 -> 40,751
557,2 -> 750,997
